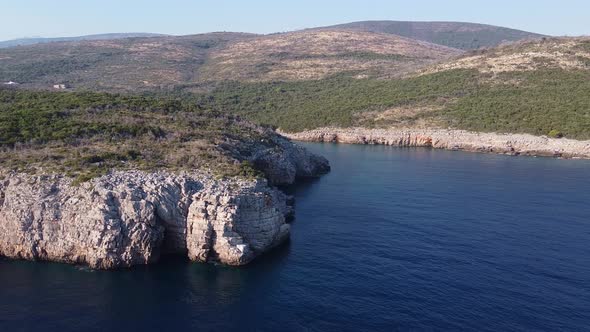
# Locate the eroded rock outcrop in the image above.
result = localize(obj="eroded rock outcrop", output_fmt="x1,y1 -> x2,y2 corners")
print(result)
250,137 -> 331,185
186,182 -> 289,265
0,171 -> 294,269
222,128 -> 331,185
282,127 -> 590,159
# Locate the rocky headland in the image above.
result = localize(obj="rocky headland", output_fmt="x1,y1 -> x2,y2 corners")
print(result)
0,107 -> 330,269
282,127 -> 590,159
0,130 -> 330,269
0,89 -> 333,269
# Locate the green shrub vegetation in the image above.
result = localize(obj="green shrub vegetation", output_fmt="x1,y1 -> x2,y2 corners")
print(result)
0,89 -> 275,181
2,64 -> 589,185
548,130 -> 563,138
439,70 -> 590,139
182,68 -> 590,139
576,40 -> 590,52
189,69 -> 481,132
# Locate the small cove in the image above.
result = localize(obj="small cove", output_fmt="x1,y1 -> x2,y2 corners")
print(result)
1,143 -> 589,331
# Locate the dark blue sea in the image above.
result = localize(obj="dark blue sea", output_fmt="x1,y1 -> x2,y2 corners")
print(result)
1,143 -> 590,331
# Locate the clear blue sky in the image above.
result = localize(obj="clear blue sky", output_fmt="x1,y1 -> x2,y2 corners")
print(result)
1,0 -> 588,41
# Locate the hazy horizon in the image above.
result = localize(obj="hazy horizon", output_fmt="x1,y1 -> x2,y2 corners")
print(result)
1,0 -> 589,41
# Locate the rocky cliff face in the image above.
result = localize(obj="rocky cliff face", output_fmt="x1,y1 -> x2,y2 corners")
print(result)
282,127 -> 590,159
0,171 -> 291,269
186,182 -> 290,265
223,128 -> 331,185
0,137 -> 330,269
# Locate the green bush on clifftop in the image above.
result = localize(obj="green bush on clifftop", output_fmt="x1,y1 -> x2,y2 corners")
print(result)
0,89 -> 275,181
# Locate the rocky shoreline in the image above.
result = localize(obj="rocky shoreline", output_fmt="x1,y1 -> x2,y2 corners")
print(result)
281,127 -> 590,159
0,137 -> 330,269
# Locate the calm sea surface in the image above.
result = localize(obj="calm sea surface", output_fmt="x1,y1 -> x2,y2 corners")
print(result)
1,143 -> 590,331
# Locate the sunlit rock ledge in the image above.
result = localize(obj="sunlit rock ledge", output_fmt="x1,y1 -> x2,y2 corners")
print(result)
281,127 -> 590,159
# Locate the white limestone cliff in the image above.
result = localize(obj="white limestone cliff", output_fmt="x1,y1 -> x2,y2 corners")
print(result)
282,127 -> 590,159
0,171 -> 290,268
0,134 -> 330,269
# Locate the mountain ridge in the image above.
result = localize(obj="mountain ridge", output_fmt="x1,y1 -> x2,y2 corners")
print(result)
0,33 -> 167,48
0,20 -> 545,50
314,20 -> 546,50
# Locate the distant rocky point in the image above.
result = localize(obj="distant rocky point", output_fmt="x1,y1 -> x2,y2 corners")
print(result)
282,127 -> 590,159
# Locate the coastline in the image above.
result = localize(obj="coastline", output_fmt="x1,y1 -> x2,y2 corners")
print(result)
0,135 -> 330,269
281,127 -> 590,159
